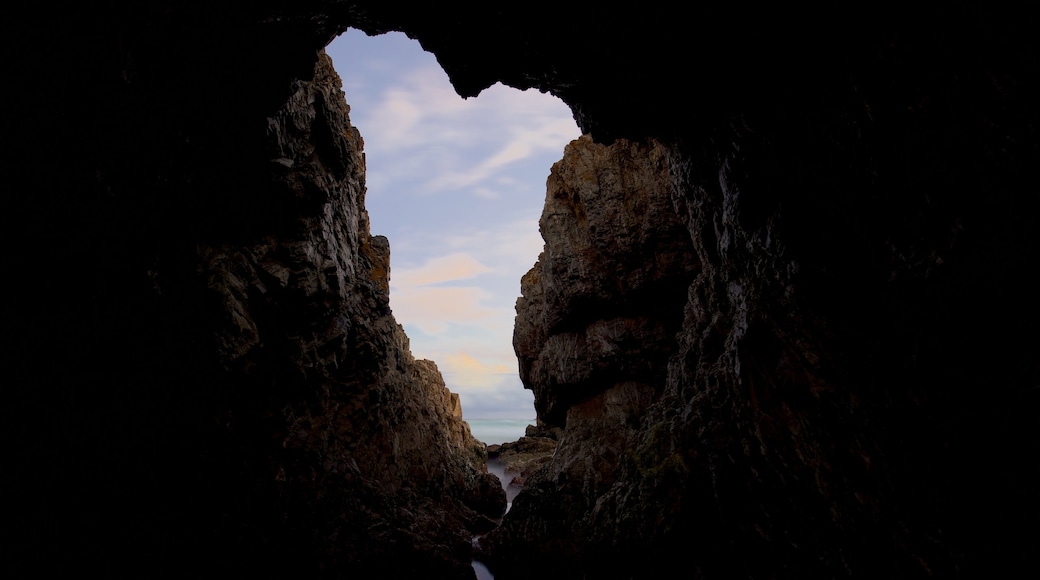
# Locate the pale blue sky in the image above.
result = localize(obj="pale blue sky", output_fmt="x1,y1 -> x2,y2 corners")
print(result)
325,30 -> 580,419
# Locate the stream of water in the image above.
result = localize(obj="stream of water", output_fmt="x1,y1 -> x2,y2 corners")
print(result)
468,419 -> 531,579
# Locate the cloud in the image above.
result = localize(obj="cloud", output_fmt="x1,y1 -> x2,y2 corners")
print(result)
391,285 -> 493,334
363,89 -> 422,147
337,37 -> 578,202
438,217 -> 546,276
325,30 -> 575,420
438,351 -> 515,391
455,379 -> 536,420
472,187 -> 500,200
435,359 -> 535,420
362,66 -> 474,152
384,218 -> 545,343
388,252 -> 497,334
392,252 -> 491,287
444,351 -> 511,374
418,92 -> 579,195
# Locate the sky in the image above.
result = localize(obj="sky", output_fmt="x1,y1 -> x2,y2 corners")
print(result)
325,30 -> 581,419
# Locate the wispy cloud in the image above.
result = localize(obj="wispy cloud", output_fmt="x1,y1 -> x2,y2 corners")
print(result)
439,351 -> 515,390
326,30 -> 577,420
343,44 -> 577,201
438,217 -> 546,276
390,285 -> 493,334
418,94 -> 578,194
455,376 -> 536,420
362,66 -> 473,152
385,218 -> 545,363
389,252 -> 499,335
392,252 -> 491,287
434,353 -> 534,419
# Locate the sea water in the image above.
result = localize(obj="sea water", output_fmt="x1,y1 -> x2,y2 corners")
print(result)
467,417 -> 536,510
472,561 -> 495,580
467,418 -> 534,579
465,418 -> 536,446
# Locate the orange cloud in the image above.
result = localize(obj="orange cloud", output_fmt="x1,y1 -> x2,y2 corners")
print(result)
393,253 -> 492,287
439,351 -> 516,390
390,285 -> 493,334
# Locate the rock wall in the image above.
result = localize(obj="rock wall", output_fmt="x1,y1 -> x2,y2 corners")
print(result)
514,136 -> 699,426
4,9 -> 501,578
6,2 -> 1039,579
476,9 -> 1040,579
481,135 -> 698,573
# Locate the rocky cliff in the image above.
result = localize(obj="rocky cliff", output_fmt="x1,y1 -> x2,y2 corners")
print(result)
4,13 -> 501,578
480,12 -> 1040,577
6,2 -> 1039,579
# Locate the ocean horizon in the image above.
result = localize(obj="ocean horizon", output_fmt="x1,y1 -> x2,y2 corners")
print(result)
465,417 -> 536,446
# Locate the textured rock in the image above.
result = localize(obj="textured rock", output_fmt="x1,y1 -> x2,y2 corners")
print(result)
6,3 -> 1040,579
487,436 -> 558,488
4,32 -> 502,578
480,19 -> 1039,574
514,135 -> 699,426
240,59 -> 508,570
481,135 -> 697,575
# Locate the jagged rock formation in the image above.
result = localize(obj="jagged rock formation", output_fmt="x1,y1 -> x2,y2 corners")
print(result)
480,135 -> 699,574
486,421 -> 560,493
514,136 -> 700,427
6,2 -> 1039,579
487,435 -> 558,489
4,17 -> 501,578
479,13 -> 1040,580
205,56 -> 505,575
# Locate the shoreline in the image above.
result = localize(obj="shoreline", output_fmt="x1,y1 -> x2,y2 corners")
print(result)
471,428 -> 561,579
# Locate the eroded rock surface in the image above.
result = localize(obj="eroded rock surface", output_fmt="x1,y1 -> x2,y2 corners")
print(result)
482,33 -> 1040,580
514,136 -> 699,426
487,435 -> 558,489
5,42 -> 502,578
479,135 -> 697,572
203,55 -> 508,575
7,3 -> 1039,579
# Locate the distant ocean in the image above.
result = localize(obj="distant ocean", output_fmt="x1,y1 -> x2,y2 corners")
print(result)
465,418 -> 536,446
468,418 -> 535,579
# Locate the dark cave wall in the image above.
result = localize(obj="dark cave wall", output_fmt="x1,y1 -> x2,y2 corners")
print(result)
4,2 -> 1039,578
377,4 -> 1040,578
5,3 -> 504,578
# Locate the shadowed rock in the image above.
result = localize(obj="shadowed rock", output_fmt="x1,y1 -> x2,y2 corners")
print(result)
6,2 -> 1039,578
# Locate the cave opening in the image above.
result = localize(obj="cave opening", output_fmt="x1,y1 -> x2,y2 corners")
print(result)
324,30 -> 580,442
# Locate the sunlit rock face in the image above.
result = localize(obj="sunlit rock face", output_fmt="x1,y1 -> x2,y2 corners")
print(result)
514,136 -> 699,426
486,136 -> 696,573
7,2 -> 1040,579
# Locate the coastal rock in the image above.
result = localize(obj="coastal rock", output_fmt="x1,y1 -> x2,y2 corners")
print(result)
487,436 -> 558,488
524,419 -> 562,440
7,3 -> 1040,579
514,135 -> 699,426
481,136 -> 696,575
197,55 -> 509,574
511,135 -> 696,506
5,36 -> 502,577
478,12 -> 1039,575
